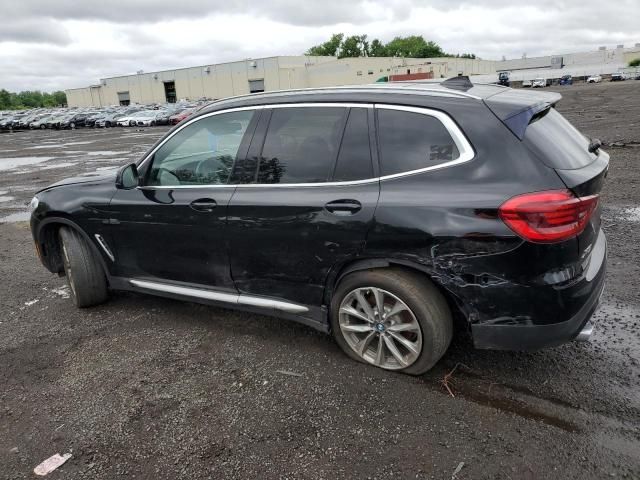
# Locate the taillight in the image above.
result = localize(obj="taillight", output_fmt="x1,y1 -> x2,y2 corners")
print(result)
499,190 -> 598,243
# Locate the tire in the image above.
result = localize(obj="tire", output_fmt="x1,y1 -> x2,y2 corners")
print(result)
40,124 -> 46,129
59,227 -> 109,308
70,122 -> 75,129
105,121 -> 111,128
330,268 -> 452,375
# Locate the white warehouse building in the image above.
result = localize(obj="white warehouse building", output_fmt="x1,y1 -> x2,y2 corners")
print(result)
66,44 -> 640,108
65,55 -> 495,107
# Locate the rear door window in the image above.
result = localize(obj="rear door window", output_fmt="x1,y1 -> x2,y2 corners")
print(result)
257,107 -> 347,184
523,108 -> 597,170
376,108 -> 460,176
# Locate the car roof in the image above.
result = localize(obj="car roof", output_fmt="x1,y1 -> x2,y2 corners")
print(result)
198,77 -> 510,114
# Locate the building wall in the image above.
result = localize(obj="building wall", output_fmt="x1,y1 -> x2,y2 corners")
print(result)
65,47 -> 639,107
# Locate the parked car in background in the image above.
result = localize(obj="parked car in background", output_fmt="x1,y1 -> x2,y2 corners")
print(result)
95,112 -> 122,128
169,108 -> 196,125
587,74 -> 602,83
559,74 -> 573,85
30,78 -> 608,375
522,80 -> 532,88
610,73 -> 628,81
132,110 -> 169,126
532,78 -> 546,88
30,115 -> 55,129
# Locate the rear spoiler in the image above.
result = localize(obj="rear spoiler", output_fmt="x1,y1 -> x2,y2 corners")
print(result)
483,90 -> 562,140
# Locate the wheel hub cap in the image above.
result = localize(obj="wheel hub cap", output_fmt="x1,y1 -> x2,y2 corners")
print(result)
338,287 -> 423,370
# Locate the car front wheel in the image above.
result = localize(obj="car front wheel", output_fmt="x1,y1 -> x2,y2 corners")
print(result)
59,227 -> 109,308
331,268 -> 452,375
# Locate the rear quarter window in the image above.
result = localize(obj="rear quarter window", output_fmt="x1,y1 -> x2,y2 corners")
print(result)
523,108 -> 597,170
376,108 -> 460,176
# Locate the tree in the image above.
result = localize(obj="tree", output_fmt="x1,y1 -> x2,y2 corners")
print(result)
339,35 -> 369,58
630,58 -> 640,67
304,34 -> 471,60
384,35 -> 446,58
306,33 -> 344,56
369,39 -> 387,57
0,89 -> 67,109
0,89 -> 11,109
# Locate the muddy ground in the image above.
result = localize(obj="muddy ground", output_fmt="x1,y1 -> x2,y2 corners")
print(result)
0,81 -> 639,479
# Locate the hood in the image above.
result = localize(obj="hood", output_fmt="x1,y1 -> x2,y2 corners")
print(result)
38,171 -> 117,193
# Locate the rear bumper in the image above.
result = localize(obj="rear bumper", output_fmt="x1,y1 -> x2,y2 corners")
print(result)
471,230 -> 606,351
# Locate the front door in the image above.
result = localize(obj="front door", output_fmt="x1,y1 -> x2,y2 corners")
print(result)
108,108 -> 258,290
226,105 -> 380,306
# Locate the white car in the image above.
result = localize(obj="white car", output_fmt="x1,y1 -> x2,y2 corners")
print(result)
532,78 -> 546,88
132,110 -> 166,127
116,111 -> 146,126
587,74 -> 602,83
521,80 -> 532,88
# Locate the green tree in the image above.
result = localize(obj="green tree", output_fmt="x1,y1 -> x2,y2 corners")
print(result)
369,39 -> 387,57
0,89 -> 67,109
0,89 -> 11,109
52,91 -> 67,106
339,34 -> 369,58
629,58 -> 640,67
306,33 -> 344,56
304,34 -> 465,60
384,35 -> 446,58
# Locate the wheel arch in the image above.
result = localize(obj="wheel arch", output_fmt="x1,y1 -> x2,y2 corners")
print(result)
36,216 -> 111,280
324,257 -> 469,327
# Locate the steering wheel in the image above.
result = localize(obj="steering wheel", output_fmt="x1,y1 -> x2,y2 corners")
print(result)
194,157 -> 218,181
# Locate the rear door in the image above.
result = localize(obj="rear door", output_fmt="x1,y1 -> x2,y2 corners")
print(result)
226,104 -> 380,306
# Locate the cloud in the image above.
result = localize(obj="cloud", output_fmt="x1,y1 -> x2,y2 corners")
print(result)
0,19 -> 71,45
1,0 -> 639,92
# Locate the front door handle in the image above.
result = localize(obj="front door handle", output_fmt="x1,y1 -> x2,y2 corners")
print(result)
190,198 -> 217,212
325,199 -> 362,216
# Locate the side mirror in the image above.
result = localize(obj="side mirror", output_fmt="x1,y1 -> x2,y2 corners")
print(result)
116,163 -> 140,189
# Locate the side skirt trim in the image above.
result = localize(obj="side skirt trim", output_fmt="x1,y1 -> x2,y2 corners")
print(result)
129,278 -> 309,314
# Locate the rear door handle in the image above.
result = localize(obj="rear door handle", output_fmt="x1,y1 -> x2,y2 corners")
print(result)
325,199 -> 362,216
190,198 -> 217,212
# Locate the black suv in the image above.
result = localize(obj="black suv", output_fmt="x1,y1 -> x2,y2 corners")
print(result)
30,78 -> 607,374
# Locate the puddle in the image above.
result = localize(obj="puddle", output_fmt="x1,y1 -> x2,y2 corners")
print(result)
62,141 -> 94,146
0,196 -> 15,202
0,211 -> 30,223
87,151 -> 128,156
0,157 -> 54,171
41,162 -> 78,170
424,369 -> 581,433
620,207 -> 640,222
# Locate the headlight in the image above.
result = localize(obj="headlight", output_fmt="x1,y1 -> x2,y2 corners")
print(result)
29,196 -> 39,212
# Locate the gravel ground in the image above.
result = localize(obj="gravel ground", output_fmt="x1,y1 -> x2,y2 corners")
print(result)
1,81 -> 639,479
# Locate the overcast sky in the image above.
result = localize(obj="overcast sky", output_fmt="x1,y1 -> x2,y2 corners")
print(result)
2,0 -> 639,92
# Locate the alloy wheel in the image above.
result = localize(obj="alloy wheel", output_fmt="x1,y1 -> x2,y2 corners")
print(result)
338,287 -> 422,370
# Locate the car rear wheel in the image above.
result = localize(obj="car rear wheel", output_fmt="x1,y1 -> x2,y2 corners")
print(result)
59,227 -> 109,308
330,268 -> 452,375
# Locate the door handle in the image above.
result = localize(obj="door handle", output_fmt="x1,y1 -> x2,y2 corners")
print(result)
190,198 -> 217,212
325,199 -> 362,216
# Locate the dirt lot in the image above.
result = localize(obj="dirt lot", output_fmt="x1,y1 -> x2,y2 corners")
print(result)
1,81 -> 639,479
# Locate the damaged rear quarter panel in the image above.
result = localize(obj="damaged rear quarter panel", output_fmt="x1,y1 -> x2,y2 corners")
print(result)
364,103 -> 581,328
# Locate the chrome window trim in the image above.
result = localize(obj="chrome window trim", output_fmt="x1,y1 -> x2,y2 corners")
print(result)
136,102 -> 475,190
